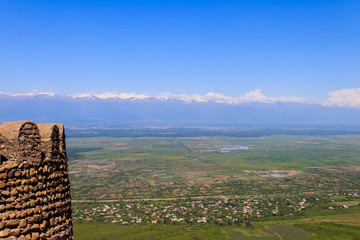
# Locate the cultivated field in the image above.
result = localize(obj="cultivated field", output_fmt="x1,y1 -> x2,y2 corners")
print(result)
67,133 -> 360,239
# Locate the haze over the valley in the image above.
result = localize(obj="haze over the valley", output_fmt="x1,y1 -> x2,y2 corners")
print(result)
1,89 -> 360,126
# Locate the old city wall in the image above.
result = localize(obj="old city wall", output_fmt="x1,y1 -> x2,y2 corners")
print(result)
0,121 -> 72,239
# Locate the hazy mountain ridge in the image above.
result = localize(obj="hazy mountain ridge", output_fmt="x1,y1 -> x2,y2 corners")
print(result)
1,92 -> 360,126
0,90 -> 308,104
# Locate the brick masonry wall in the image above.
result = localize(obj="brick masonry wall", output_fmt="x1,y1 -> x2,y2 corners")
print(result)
0,121 -> 72,240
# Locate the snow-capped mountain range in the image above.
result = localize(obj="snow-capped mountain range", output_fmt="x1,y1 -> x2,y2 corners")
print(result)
0,89 -> 308,104
1,89 -> 360,125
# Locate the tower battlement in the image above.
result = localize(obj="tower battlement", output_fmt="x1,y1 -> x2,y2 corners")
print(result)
0,121 -> 72,239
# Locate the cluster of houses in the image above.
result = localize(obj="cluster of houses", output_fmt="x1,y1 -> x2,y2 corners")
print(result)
73,195 -> 329,225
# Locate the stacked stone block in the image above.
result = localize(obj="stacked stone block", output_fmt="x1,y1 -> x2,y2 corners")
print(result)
0,121 -> 72,239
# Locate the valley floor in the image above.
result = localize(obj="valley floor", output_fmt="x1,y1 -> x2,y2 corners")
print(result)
74,207 -> 360,240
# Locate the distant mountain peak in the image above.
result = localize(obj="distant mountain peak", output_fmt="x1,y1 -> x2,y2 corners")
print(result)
1,88 -> 360,108
0,90 -> 309,105
1,90 -> 360,125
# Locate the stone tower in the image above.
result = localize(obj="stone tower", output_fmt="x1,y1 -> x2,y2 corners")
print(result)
0,121 -> 72,239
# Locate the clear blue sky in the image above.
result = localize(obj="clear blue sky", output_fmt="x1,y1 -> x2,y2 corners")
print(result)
0,0 -> 359,100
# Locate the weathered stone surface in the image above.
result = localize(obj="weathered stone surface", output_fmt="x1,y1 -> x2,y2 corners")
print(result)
27,209 -> 34,216
0,229 -> 10,238
2,190 -> 10,197
5,197 -> 15,203
0,121 -> 73,239
20,210 -> 27,218
11,188 -> 18,196
5,204 -> 14,210
0,172 -> 7,180
2,212 -> 9,220
6,219 -> 18,228
16,186 -> 23,193
30,215 -> 40,223
14,170 -> 22,177
40,220 -> 47,230
22,226 -> 31,234
32,232 -> 39,240
30,224 -> 40,232
22,193 -> 29,201
10,228 -> 20,236
49,218 -> 55,227
0,221 -> 5,230
39,233 -> 46,239
42,212 -> 49,219
30,177 -> 38,183
29,168 -> 36,176
19,219 -> 27,228
35,198 -> 42,205
8,169 -> 16,178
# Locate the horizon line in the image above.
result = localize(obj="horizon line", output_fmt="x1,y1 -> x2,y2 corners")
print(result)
1,88 -> 360,108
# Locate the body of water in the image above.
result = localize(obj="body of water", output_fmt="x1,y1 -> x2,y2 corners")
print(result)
215,145 -> 250,153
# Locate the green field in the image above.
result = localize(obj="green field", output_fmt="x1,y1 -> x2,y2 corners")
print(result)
74,223 -> 229,240
68,135 -> 360,170
73,208 -> 360,239
67,135 -> 360,200
68,134 -> 360,239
